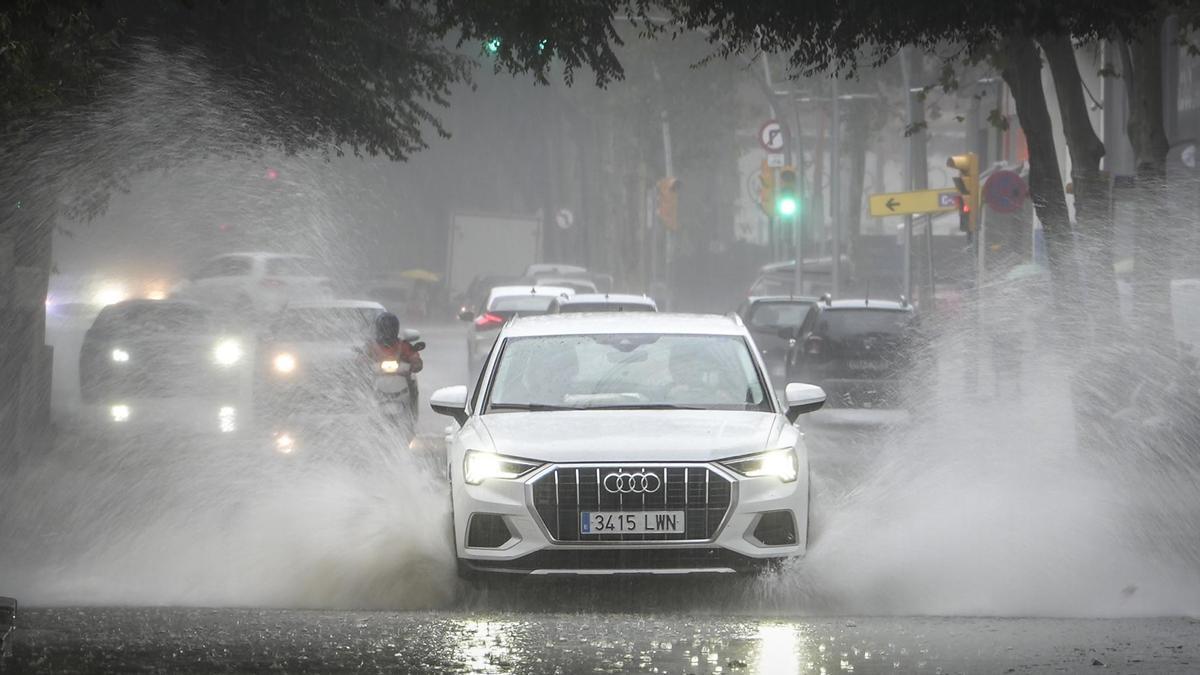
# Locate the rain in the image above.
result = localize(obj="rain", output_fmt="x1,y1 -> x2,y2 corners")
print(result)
2,2 -> 1200,672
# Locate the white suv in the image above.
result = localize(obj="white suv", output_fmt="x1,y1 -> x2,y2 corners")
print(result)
172,252 -> 332,314
430,313 -> 826,579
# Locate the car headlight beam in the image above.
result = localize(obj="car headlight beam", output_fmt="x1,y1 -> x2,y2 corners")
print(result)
722,448 -> 798,482
463,450 -> 541,485
110,348 -> 130,363
213,338 -> 243,366
273,352 -> 297,374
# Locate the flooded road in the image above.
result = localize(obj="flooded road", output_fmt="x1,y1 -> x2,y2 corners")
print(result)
9,608 -> 1200,673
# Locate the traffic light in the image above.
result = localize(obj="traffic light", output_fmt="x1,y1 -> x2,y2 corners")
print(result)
776,165 -> 798,218
947,152 -> 979,233
656,177 -> 680,231
484,37 -> 501,55
758,160 -> 775,218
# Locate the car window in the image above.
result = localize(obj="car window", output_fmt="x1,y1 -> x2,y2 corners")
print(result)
487,333 -> 771,412
749,275 -> 791,296
92,304 -> 212,334
197,257 -> 252,278
273,307 -> 381,340
747,302 -> 813,331
816,309 -> 914,339
489,295 -> 556,313
267,257 -> 324,277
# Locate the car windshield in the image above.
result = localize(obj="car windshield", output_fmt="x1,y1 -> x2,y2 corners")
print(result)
490,295 -> 556,313
487,333 -> 771,412
93,304 -> 212,334
817,309 -> 914,338
273,307 -> 381,340
266,257 -> 325,277
748,302 -> 813,331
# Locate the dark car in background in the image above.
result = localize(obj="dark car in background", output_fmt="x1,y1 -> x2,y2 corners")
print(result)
738,296 -> 818,383
78,300 -> 251,431
786,298 -> 921,409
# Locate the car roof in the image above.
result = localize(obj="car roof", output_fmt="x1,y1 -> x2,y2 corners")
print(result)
526,263 -> 588,275
212,252 -> 313,260
502,312 -> 745,337
817,299 -> 912,311
556,293 -> 656,306
488,285 -> 576,301
283,299 -> 385,311
103,298 -> 207,312
531,275 -> 597,285
746,295 -> 819,304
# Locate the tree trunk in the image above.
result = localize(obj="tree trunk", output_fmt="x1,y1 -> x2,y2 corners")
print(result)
1039,34 -> 1119,338
1121,19 -> 1175,348
998,35 -> 1076,298
844,100 -> 871,249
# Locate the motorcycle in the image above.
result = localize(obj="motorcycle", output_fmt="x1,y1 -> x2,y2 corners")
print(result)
374,329 -> 425,437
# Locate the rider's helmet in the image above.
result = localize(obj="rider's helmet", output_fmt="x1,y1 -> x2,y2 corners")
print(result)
375,312 -> 400,344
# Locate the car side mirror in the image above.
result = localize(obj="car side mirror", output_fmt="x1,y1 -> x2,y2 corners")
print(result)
458,309 -> 475,322
784,382 -> 825,422
430,385 -> 469,425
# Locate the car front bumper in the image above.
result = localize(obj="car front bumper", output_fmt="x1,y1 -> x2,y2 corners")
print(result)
452,461 -> 808,576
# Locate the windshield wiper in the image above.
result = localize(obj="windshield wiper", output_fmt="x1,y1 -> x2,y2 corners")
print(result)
582,403 -> 706,410
489,403 -> 581,411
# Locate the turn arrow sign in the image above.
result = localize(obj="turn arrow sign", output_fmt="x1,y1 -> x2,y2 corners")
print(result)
886,198 -> 900,212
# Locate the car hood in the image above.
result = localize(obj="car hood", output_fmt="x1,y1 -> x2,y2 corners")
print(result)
474,410 -> 784,462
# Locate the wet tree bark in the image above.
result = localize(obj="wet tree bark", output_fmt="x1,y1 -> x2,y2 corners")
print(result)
1039,34 -> 1119,338
997,35 -> 1076,310
1120,18 -> 1176,348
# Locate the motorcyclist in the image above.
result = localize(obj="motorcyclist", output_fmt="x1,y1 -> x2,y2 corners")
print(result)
368,312 -> 423,411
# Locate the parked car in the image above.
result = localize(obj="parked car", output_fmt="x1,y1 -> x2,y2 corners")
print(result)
786,298 -> 921,409
738,296 -> 818,382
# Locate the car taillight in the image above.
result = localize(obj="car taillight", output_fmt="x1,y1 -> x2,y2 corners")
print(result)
804,336 -> 824,355
474,312 -> 504,329
261,278 -> 286,288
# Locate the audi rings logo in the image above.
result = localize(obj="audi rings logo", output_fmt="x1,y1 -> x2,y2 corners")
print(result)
603,470 -> 662,494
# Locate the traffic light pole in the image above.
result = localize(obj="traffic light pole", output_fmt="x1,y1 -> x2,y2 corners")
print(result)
830,77 -> 842,296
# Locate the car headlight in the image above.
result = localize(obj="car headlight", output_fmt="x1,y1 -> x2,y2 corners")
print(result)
274,431 -> 296,455
213,338 -> 243,366
110,404 -> 131,423
110,348 -> 130,363
722,448 -> 798,482
463,450 -> 541,485
380,359 -> 400,374
273,352 -> 297,374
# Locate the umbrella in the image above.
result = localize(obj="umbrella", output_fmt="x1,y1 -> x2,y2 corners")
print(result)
400,269 -> 440,283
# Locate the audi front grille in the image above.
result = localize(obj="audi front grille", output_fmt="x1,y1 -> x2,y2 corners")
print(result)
528,465 -> 734,543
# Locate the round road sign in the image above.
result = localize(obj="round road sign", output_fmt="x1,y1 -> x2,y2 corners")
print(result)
983,170 -> 1028,214
758,120 -> 785,152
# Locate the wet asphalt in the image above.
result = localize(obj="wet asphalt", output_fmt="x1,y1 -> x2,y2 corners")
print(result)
6,607 -> 1200,673
5,324 -> 1200,673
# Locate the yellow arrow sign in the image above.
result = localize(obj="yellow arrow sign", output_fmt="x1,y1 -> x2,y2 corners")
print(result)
868,189 -> 961,217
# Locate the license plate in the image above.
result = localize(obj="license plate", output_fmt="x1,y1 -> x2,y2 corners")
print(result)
846,359 -> 884,371
580,511 -> 685,535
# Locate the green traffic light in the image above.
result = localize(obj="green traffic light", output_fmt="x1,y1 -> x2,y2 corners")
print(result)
777,196 -> 798,217
484,38 -> 501,54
